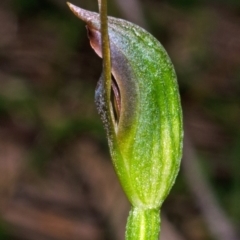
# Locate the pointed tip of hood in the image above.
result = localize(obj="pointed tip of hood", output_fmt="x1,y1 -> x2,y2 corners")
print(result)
67,2 -> 100,29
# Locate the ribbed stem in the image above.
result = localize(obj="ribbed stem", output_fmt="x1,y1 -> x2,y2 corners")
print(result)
126,207 -> 160,240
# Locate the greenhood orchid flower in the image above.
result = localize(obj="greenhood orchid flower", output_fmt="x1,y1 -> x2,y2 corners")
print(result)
67,2 -> 183,239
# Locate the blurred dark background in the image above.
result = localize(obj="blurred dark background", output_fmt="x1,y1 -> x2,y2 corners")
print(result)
0,0 -> 240,239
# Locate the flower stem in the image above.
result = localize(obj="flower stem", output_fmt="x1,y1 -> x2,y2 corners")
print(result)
126,207 -> 161,240
98,0 -> 112,106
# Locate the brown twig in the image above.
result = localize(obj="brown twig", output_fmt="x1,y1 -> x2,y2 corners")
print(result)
182,134 -> 239,240
99,0 -> 112,105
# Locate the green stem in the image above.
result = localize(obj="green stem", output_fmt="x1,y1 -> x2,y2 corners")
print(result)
126,207 -> 161,240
